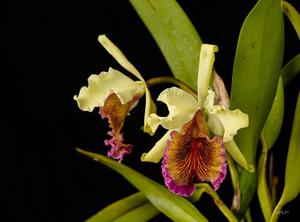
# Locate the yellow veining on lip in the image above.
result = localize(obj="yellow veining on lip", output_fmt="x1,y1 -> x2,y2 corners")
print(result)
100,93 -> 138,158
102,94 -> 136,134
166,110 -> 225,187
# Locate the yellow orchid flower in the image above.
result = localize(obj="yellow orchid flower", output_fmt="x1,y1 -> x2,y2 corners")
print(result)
74,35 -> 155,161
142,44 -> 250,196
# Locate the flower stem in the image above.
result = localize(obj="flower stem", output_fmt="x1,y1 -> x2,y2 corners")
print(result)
146,76 -> 197,97
227,154 -> 239,193
271,175 -> 279,207
195,183 -> 238,222
227,155 -> 241,212
267,153 -> 279,208
268,153 -> 274,192
257,142 -> 273,221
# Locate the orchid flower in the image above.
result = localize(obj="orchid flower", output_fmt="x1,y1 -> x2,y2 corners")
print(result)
74,35 -> 155,161
143,44 -> 250,196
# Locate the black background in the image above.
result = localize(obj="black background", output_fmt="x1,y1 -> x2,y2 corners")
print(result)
2,0 -> 300,221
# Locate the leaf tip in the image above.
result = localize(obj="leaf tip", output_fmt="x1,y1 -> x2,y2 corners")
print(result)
75,148 -> 98,161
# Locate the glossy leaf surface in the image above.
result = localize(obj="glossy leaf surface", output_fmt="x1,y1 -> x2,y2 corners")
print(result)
76,148 -> 208,222
230,0 -> 284,217
258,77 -> 284,221
271,93 -> 300,222
261,77 -> 284,150
113,202 -> 160,222
280,93 -> 300,205
129,0 -> 202,90
87,192 -> 147,222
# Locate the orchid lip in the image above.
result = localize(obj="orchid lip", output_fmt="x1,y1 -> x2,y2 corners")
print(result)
99,93 -> 139,161
161,110 -> 227,196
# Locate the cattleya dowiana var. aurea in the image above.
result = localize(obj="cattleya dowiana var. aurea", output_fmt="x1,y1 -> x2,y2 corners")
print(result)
74,35 -> 155,161
74,35 -> 251,196
142,45 -> 250,196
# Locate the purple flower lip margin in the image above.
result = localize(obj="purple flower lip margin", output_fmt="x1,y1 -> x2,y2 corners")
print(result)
98,94 -> 141,162
105,134 -> 132,162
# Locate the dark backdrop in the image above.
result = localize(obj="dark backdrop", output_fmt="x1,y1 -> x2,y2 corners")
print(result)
2,0 -> 300,221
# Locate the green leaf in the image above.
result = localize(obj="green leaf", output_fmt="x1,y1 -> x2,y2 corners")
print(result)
256,56 -> 300,220
257,58 -> 299,220
261,76 -> 284,150
257,151 -> 273,221
281,92 -> 300,204
281,53 -> 300,86
229,0 -> 284,217
76,148 -> 208,222
86,192 -> 147,222
282,1 -> 300,39
129,0 -> 202,90
113,202 -> 160,222
257,77 -> 284,221
271,92 -> 300,222
86,192 -> 160,222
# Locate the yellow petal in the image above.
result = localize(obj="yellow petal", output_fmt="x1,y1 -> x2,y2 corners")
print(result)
98,35 -> 144,81
141,130 -> 171,163
143,87 -> 157,135
147,87 -> 199,133
224,140 -> 254,173
204,90 -> 249,142
197,44 -> 218,108
74,68 -> 144,112
98,35 -> 155,133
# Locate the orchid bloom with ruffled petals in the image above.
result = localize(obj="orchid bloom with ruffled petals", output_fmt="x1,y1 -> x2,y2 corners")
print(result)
143,44 -> 249,196
74,35 -> 155,161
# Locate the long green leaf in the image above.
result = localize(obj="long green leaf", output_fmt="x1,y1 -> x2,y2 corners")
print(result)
230,0 -> 284,217
280,92 -> 300,204
281,53 -> 300,86
87,192 -> 160,222
256,54 -> 300,218
128,0 -> 202,90
86,192 -> 147,222
261,76 -> 285,150
76,148 -> 208,222
113,202 -> 159,222
270,92 -> 300,222
258,77 -> 284,221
